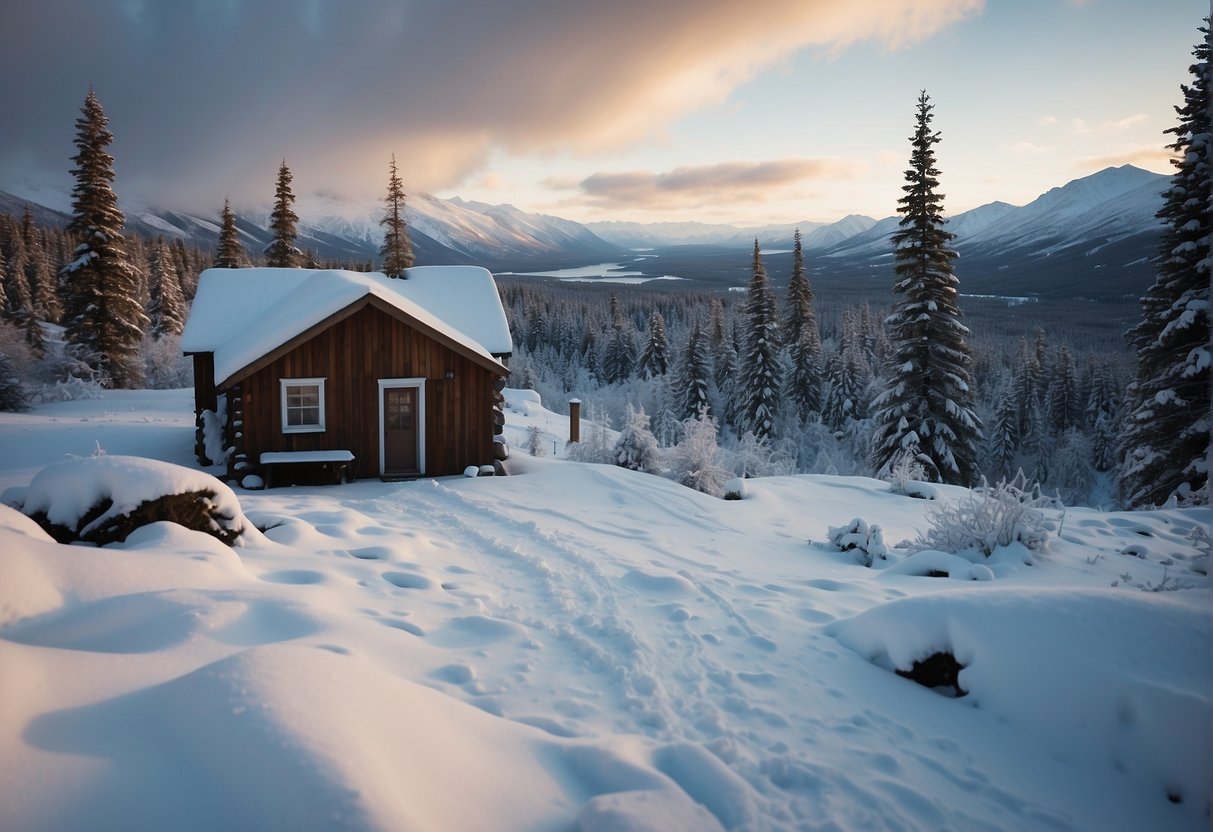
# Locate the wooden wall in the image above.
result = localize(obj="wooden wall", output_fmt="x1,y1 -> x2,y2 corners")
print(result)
225,304 -> 497,478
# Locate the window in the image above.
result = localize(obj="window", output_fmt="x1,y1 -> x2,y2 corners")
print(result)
280,378 -> 326,433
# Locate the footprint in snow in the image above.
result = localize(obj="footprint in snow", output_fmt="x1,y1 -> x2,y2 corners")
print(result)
259,569 -> 326,585
383,571 -> 435,590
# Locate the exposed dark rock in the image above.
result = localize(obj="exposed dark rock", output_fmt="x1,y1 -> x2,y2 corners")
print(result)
895,651 -> 967,697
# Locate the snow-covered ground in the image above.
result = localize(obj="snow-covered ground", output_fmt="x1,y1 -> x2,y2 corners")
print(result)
0,389 -> 1209,831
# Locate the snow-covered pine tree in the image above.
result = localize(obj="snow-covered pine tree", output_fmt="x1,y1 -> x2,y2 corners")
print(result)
380,154 -> 414,278
638,309 -> 670,378
264,161 -> 302,268
988,387 -> 1019,479
783,228 -> 823,422
1119,23 -> 1211,508
4,229 -> 32,322
708,298 -> 739,428
602,294 -> 636,384
783,229 -> 816,348
614,404 -> 661,473
147,241 -> 186,338
22,206 -> 61,323
1046,344 -> 1082,432
672,409 -> 727,496
674,317 -> 712,421
0,351 -> 28,412
739,240 -> 782,439
1012,336 -> 1042,437
60,88 -> 146,388
869,91 -> 981,485
214,199 -> 247,268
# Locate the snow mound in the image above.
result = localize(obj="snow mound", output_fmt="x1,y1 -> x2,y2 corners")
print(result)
13,455 -> 254,546
827,588 -> 1212,813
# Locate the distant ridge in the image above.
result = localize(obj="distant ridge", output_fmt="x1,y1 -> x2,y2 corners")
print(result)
1,165 -> 1168,297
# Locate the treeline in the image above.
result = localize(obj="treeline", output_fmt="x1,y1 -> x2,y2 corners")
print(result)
499,265 -> 1130,507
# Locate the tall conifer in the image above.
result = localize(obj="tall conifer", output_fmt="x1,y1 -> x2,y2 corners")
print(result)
381,154 -> 414,277
60,88 -> 146,387
784,229 -> 823,421
1119,23 -> 1211,507
869,91 -> 981,484
264,161 -> 301,267
214,199 -> 247,268
739,240 -> 782,439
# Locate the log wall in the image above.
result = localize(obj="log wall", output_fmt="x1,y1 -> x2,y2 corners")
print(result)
225,304 -> 498,478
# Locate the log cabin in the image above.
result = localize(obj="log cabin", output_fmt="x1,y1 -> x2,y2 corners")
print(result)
180,266 -> 512,483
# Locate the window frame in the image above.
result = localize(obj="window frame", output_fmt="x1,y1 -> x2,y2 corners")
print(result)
280,377 -> 327,434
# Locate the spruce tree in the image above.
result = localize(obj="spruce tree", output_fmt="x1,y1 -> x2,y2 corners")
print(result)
264,161 -> 301,267
638,309 -> 670,378
784,228 -> 824,421
869,91 -> 981,484
708,298 -> 738,427
602,293 -> 636,384
380,154 -> 414,277
1046,344 -> 1082,432
214,199 -> 247,268
675,317 -> 712,421
613,404 -> 661,473
4,230 -> 32,321
60,88 -> 146,388
783,229 -> 817,347
0,351 -> 29,412
148,241 -> 186,337
1119,23 -> 1211,508
739,240 -> 782,439
21,207 -> 61,323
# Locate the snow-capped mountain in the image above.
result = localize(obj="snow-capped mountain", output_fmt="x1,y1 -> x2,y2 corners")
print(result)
1,165 -> 1168,297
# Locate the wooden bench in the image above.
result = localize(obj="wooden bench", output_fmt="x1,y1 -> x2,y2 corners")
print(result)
260,450 -> 355,487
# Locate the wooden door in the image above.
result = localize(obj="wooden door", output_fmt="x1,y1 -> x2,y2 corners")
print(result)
383,387 -> 419,473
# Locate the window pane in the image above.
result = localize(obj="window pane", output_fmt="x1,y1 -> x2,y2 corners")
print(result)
283,382 -> 323,429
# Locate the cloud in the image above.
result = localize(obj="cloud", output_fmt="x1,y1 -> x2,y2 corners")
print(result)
564,158 -> 865,209
0,0 -> 981,212
1007,141 -> 1053,155
1072,146 -> 1177,172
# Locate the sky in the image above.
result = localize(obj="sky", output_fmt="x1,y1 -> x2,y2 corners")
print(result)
0,0 -> 1205,226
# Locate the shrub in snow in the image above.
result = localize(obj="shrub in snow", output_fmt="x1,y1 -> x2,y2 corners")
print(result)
613,404 -> 660,473
910,471 -> 1056,558
884,445 -> 935,499
670,410 -> 728,497
526,425 -> 546,457
827,518 -> 889,567
0,352 -> 29,412
12,455 -> 249,547
140,334 -> 193,390
722,477 -> 747,501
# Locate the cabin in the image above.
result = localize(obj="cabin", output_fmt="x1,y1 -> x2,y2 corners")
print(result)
180,266 -> 512,483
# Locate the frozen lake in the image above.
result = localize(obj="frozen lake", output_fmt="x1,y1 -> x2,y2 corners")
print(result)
501,262 -> 687,284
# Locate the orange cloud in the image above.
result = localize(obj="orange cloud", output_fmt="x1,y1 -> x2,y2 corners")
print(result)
564,158 -> 865,209
1073,146 -> 1178,173
2,0 -> 983,211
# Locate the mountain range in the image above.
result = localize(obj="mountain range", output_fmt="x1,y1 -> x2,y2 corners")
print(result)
0,164 -> 1169,299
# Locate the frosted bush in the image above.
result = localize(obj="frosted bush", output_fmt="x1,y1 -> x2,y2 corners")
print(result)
671,411 -> 728,496
827,517 -> 889,567
527,425 -> 546,457
613,404 -> 660,473
30,375 -> 105,403
884,446 -> 934,498
910,471 -> 1056,558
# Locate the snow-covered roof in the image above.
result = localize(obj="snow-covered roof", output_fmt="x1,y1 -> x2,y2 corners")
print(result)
181,267 -> 512,385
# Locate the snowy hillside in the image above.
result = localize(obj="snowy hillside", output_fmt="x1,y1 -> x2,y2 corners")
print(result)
0,389 -> 1209,831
